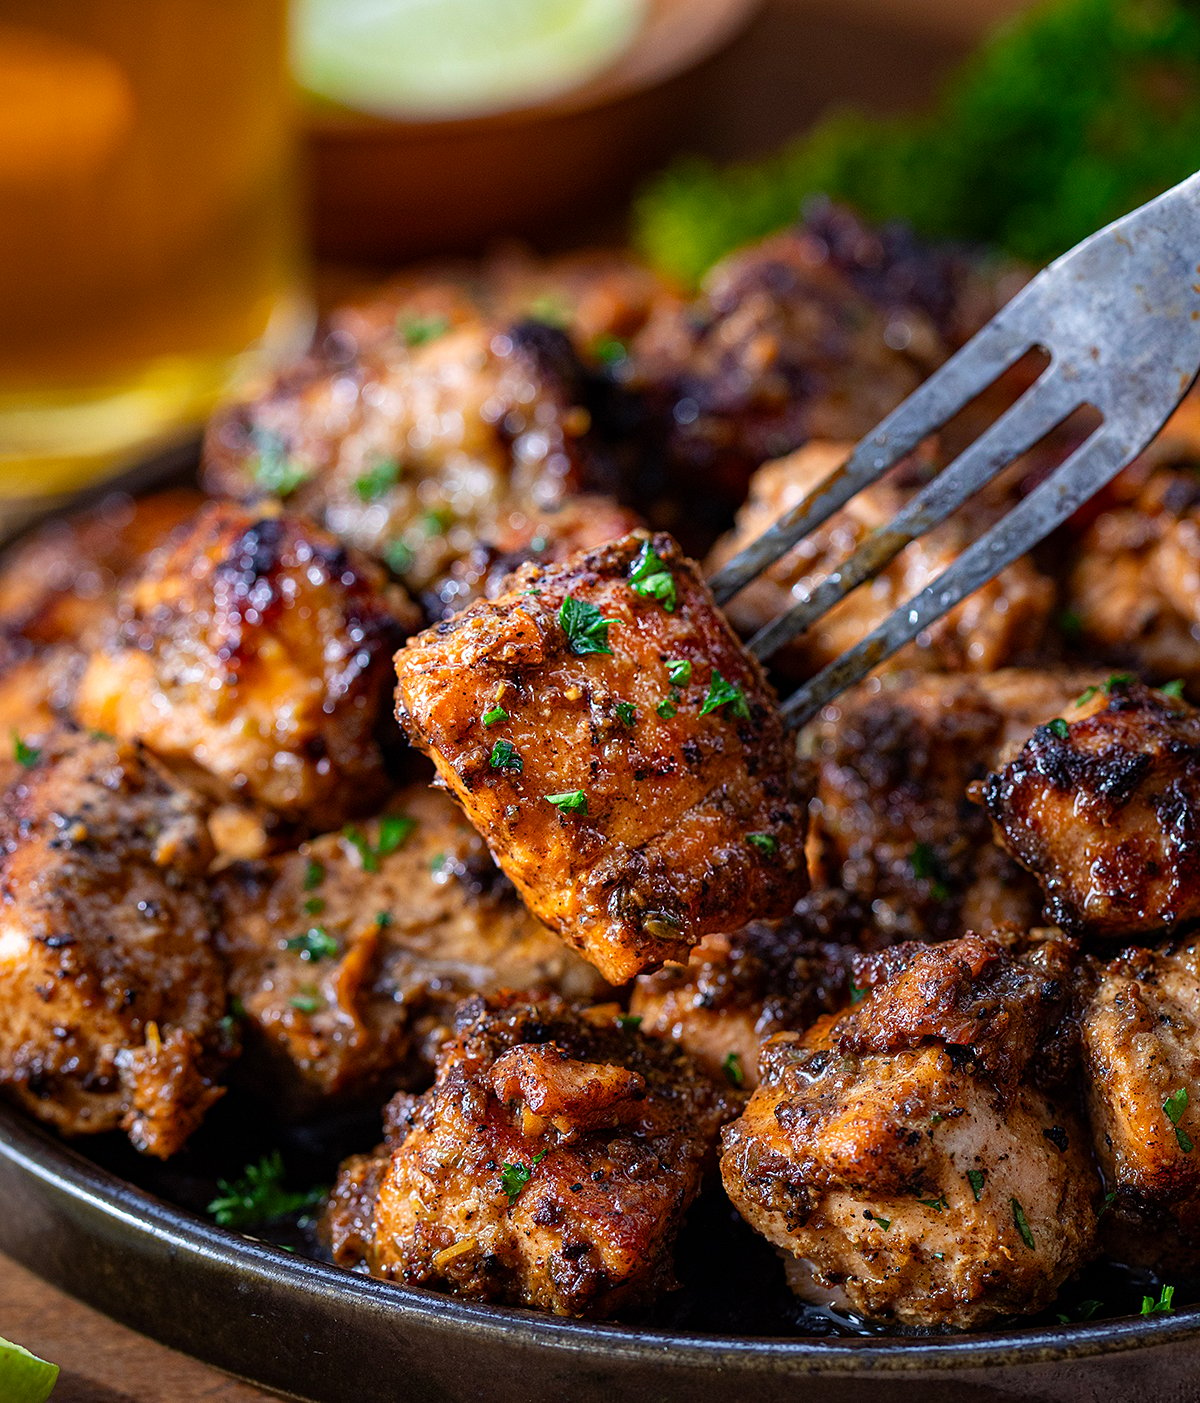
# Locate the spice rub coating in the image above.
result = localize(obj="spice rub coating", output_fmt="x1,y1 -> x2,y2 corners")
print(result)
981,679 -> 1200,938
216,785 -> 608,1111
0,730 -> 229,1157
76,501 -> 418,829
321,993 -> 733,1317
393,531 -> 811,982
721,933 -> 1099,1328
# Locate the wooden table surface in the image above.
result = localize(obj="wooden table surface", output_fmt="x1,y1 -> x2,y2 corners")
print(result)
0,0 -> 1030,1396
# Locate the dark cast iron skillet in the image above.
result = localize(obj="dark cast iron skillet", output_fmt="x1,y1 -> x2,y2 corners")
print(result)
1,445 -> 1198,1402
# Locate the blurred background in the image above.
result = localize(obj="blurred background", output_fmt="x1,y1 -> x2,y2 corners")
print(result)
5,0 -> 1198,513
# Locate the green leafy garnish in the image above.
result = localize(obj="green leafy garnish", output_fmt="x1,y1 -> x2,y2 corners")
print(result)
545,790 -> 588,814
1105,672 -> 1136,693
1164,1087 -> 1193,1153
423,506 -> 453,537
617,1013 -> 643,1029
383,540 -> 414,576
490,739 -> 523,773
909,842 -> 950,901
967,1169 -> 986,1202
207,1150 -> 326,1229
376,910 -> 392,927
12,733 -> 39,770
1046,717 -> 1071,740
1162,678 -> 1186,698
918,1197 -> 946,1212
251,429 -> 306,498
1011,1197 -> 1036,1250
500,1149 -> 548,1204
1141,1284 -> 1176,1316
1057,1299 -> 1103,1324
849,982 -> 867,1005
699,670 -> 750,720
377,815 -> 417,856
592,334 -> 628,366
289,988 -> 322,1014
722,1051 -> 745,1088
303,896 -> 325,916
629,541 -> 676,612
1074,685 -> 1100,708
303,859 -> 325,891
614,701 -> 637,727
399,313 -> 449,346
353,458 -> 400,502
285,927 -> 339,962
656,697 -> 678,720
665,659 -> 693,687
747,833 -> 779,857
482,705 -> 509,726
868,1212 -> 891,1231
559,595 -> 616,656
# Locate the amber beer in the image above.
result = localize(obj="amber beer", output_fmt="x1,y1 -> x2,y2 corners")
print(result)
0,0 -> 305,495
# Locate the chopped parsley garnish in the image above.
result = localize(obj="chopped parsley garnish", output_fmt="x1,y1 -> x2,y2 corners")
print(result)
629,540 -> 676,612
1057,1299 -> 1103,1324
849,982 -> 867,1005
12,733 -> 39,769
376,911 -> 392,928
1162,678 -> 1186,698
423,506 -> 453,537
1164,1087 -> 1193,1153
353,458 -> 400,501
868,1212 -> 891,1231
918,1197 -> 946,1212
722,1051 -> 745,1088
747,833 -> 779,857
656,697 -> 678,719
592,334 -> 628,366
399,313 -> 449,346
500,1149 -> 547,1204
207,1150 -> 326,1229
342,817 -> 415,872
490,739 -> 523,773
967,1169 -> 986,1202
1105,672 -> 1136,693
303,859 -> 324,891
545,790 -> 588,815
1074,685 -> 1099,708
303,896 -> 324,917
289,988 -> 322,1014
251,429 -> 306,497
383,540 -> 413,576
559,595 -> 616,656
1141,1284 -> 1175,1316
1045,717 -> 1071,740
482,705 -> 509,727
429,852 -> 449,876
665,659 -> 693,686
527,294 -> 570,327
699,670 -> 750,720
909,842 -> 950,901
1011,1197 -> 1035,1250
285,927 -> 339,962
617,1013 -> 643,1029
614,701 -> 637,727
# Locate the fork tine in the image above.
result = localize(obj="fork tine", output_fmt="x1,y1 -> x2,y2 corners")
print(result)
707,316 -> 1032,605
779,426 -> 1138,729
745,368 -> 1080,660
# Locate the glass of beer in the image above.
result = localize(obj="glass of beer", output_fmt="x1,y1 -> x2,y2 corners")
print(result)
0,0 -> 306,501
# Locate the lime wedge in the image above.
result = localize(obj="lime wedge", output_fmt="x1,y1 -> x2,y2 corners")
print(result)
294,0 -> 647,119
0,1337 -> 58,1403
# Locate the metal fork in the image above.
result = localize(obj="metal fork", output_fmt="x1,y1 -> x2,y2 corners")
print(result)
708,170 -> 1200,729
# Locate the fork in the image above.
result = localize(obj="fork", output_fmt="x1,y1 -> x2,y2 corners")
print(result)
708,169 -> 1200,730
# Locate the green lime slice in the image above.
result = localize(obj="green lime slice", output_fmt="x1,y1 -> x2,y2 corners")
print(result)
0,1337 -> 58,1403
294,0 -> 646,119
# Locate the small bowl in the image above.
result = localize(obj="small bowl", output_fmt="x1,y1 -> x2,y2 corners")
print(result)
303,0 -> 763,261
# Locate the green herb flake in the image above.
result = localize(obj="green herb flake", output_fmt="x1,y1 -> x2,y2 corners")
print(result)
1105,672 -> 1136,694
592,334 -> 628,366
377,815 -> 417,857
545,790 -> 588,815
376,911 -> 392,928
617,1013 -> 643,1030
482,705 -> 509,727
1045,717 -> 1071,740
1164,1087 -> 1194,1153
303,896 -> 325,916
12,733 -> 39,769
967,1169 -> 986,1202
849,982 -> 868,1005
251,430 -> 306,498
289,988 -> 323,1015
383,540 -> 413,576
399,313 -> 449,347
1011,1197 -> 1035,1250
699,670 -> 751,720
629,540 -> 677,612
559,595 -> 616,656
1074,685 -> 1100,708
747,833 -> 779,857
1162,678 -> 1186,698
918,1197 -> 946,1212
909,842 -> 950,901
490,739 -> 523,773
500,1148 -> 548,1204
1058,1299 -> 1103,1324
303,859 -> 325,891
722,1051 -> 745,1088
207,1150 -> 326,1229
1141,1284 -> 1176,1316
614,701 -> 637,728
423,507 -> 454,537
656,697 -> 678,720
353,458 -> 400,501
285,927 -> 339,962
665,659 -> 693,687
341,826 -> 379,874
868,1213 -> 891,1231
